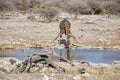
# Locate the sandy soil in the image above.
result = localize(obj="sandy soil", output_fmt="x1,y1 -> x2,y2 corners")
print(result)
0,13 -> 120,50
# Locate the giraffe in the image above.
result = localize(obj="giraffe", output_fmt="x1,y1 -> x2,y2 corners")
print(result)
50,18 -> 80,60
51,18 -> 80,47
59,18 -> 71,38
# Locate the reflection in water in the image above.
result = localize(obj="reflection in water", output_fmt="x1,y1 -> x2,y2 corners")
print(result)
67,48 -> 70,60
0,48 -> 120,64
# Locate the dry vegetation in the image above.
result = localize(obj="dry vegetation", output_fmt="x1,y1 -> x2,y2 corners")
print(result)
0,0 -> 120,20
0,0 -> 120,49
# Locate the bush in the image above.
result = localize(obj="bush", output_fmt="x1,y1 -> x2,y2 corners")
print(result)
0,0 -> 119,16
67,4 -> 80,15
43,7 -> 58,22
87,0 -> 104,14
78,3 -> 91,14
0,0 -> 15,11
113,0 -> 120,4
37,3 -> 58,22
52,0 -> 68,10
103,2 -> 119,15
28,0 -> 40,8
65,1 -> 90,19
95,8 -> 105,14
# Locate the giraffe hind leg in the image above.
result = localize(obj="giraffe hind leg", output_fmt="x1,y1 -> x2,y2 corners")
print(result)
70,33 -> 80,44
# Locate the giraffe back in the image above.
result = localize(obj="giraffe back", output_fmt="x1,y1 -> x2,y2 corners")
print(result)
59,19 -> 71,35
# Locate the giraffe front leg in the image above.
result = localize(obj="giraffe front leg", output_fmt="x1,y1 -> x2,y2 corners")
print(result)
70,33 -> 80,44
50,32 -> 61,43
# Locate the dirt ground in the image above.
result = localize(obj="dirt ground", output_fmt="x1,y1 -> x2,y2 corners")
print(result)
0,58 -> 120,80
0,13 -> 120,80
0,73 -> 119,80
0,13 -> 120,50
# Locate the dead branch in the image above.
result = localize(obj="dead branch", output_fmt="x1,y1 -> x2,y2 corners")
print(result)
14,49 -> 69,73
51,49 -> 74,66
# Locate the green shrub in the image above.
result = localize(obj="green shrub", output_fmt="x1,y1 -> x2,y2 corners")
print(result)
95,8 -> 105,14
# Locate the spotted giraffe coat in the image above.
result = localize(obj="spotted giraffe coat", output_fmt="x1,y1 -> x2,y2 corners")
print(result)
59,19 -> 71,38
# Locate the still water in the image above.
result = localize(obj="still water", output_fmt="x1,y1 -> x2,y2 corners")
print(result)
0,48 -> 120,64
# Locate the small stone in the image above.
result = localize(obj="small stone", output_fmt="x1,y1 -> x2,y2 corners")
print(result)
9,58 -> 16,65
49,76 -> 57,80
0,70 -> 6,74
41,74 -> 49,80
73,75 -> 81,80
112,61 -> 120,64
0,67 -> 8,73
81,72 -> 90,78
112,61 -> 120,70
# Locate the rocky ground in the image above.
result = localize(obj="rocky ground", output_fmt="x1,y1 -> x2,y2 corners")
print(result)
0,13 -> 120,79
0,13 -> 120,50
0,57 -> 120,80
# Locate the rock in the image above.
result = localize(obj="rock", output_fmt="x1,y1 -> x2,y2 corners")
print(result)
41,73 -> 49,80
113,64 -> 120,70
9,58 -> 17,65
81,72 -> 90,78
73,75 -> 81,80
0,67 -> 8,73
0,70 -> 5,80
49,76 -> 57,80
0,58 -> 21,73
112,61 -> 120,70
0,70 -> 5,74
112,46 -> 120,49
112,61 -> 120,64
89,62 -> 111,69
49,72 -> 58,80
